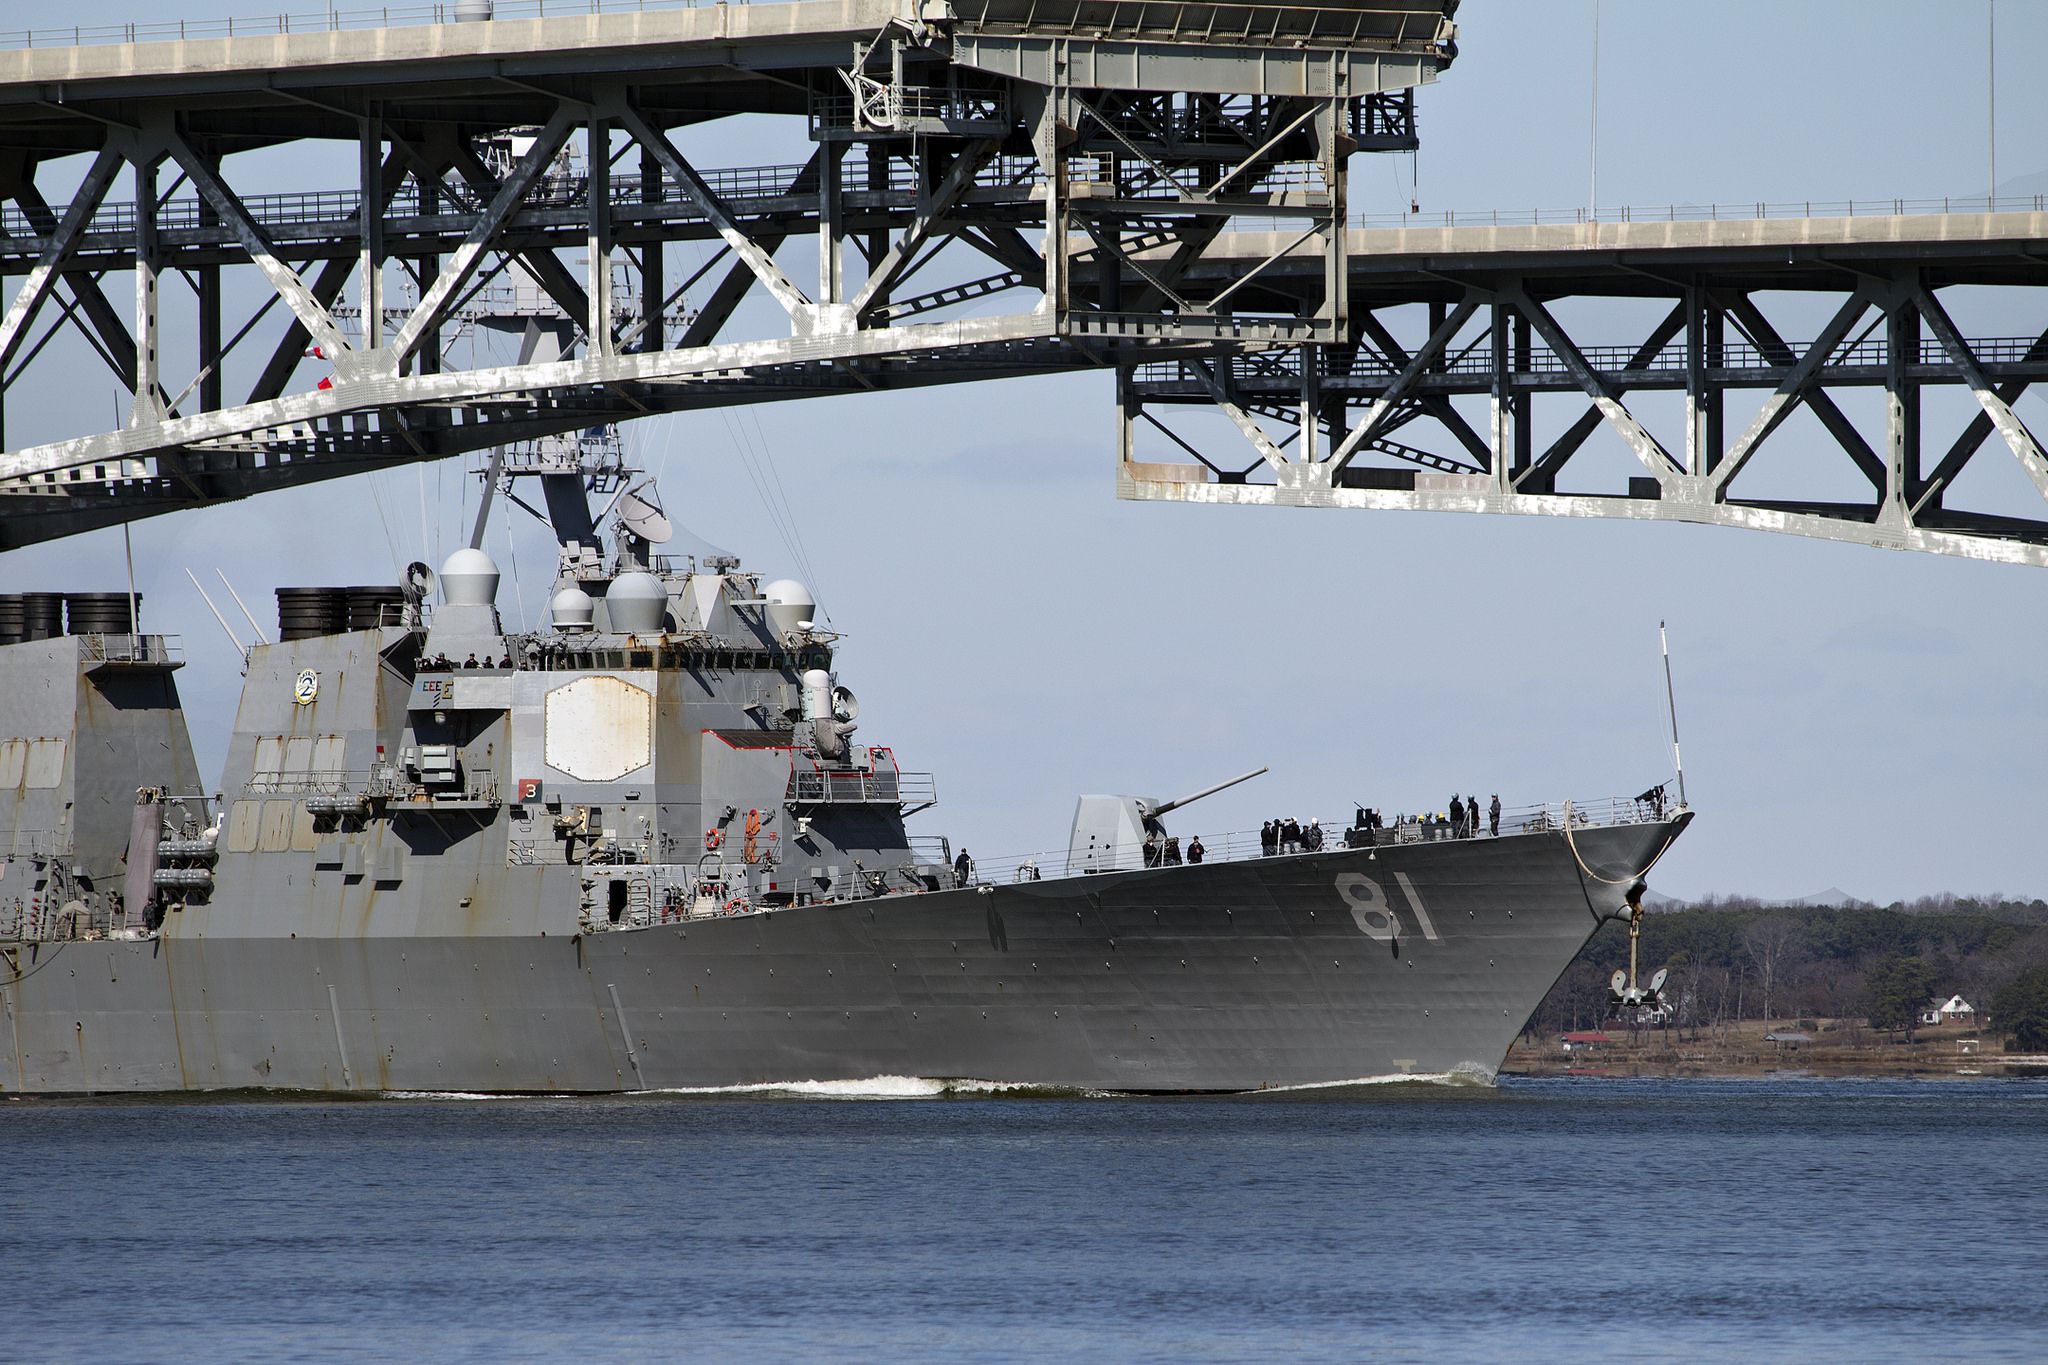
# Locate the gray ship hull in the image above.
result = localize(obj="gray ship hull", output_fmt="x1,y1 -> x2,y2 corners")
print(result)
1,819 -> 1681,1094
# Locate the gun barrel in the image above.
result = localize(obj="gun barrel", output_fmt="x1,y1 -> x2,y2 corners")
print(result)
1148,766 -> 1269,818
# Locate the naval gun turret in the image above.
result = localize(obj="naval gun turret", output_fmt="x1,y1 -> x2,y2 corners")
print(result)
1066,767 -> 1267,874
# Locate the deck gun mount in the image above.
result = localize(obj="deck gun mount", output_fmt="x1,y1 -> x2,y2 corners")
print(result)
1067,767 -> 1269,874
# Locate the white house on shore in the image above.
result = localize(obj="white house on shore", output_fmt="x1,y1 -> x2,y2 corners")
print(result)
1919,995 -> 1976,1026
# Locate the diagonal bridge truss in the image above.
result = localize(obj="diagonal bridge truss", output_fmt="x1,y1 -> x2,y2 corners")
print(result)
1118,215 -> 2048,566
0,0 -> 1438,546
0,0 -> 2043,566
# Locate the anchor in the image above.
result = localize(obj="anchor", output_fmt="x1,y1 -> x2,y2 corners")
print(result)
1607,880 -> 1670,1016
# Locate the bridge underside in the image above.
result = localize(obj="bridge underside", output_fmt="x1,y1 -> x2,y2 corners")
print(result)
0,1 -> 2043,564
1123,217 -> 2048,566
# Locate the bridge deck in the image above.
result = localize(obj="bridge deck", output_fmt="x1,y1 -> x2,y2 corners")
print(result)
6,154 -> 2036,284
0,2 -> 886,151
0,0 -> 1453,153
1210,213 -> 2048,296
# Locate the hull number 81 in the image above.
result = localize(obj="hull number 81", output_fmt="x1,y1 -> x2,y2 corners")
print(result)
1335,871 -> 1440,942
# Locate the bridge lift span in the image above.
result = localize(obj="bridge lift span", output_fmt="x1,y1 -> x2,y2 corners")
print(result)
0,1 -> 2042,564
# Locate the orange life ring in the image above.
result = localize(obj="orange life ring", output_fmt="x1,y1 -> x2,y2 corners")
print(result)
704,827 -> 723,851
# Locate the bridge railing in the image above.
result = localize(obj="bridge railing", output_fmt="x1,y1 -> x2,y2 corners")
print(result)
0,155 -> 1049,249
3,0 -> 1461,52
19,148 -> 2040,258
1350,193 -> 2048,231
1,0 -> 745,50
1135,332 -> 2048,388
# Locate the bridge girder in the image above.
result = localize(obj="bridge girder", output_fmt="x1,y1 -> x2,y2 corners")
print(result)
1118,219 -> 2048,566
1,1 -> 1444,548
0,2 -> 2043,566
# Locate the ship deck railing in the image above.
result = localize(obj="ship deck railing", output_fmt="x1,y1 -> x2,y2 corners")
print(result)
242,767 -> 499,808
954,793 -> 1679,887
78,633 -> 182,668
388,770 -> 500,810
0,890 -> 139,943
0,828 -> 68,862
244,768 -> 374,798
575,793 -> 1676,932
786,770 -> 937,811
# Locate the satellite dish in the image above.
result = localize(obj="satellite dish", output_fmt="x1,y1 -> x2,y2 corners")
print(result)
1649,967 -> 1670,994
404,561 -> 436,601
1609,969 -> 1628,995
617,481 -> 674,545
831,685 -> 860,723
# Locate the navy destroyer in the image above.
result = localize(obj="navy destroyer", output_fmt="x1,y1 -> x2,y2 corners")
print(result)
0,423 -> 1686,1094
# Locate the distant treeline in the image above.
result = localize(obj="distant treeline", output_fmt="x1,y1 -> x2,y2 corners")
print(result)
1529,897 -> 2048,1039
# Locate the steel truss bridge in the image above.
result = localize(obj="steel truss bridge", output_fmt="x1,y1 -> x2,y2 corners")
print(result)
0,0 -> 2043,564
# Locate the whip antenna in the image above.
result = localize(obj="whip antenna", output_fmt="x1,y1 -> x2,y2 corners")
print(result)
1660,620 -> 1686,810
185,568 -> 242,653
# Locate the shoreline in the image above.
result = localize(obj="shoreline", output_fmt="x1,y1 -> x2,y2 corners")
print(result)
1502,1020 -> 2047,1080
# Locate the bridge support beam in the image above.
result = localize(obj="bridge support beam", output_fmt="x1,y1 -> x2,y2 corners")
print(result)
1118,245 -> 2048,567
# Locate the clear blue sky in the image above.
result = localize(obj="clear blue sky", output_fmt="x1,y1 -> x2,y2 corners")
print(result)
6,1 -> 2046,902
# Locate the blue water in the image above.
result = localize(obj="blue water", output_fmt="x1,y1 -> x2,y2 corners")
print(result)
4,1078 -> 2044,1363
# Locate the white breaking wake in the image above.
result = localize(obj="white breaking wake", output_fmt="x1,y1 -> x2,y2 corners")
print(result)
1250,1061 -> 1498,1093
383,1077 -> 1049,1101
648,1075 -> 1056,1100
385,1066 -> 1496,1101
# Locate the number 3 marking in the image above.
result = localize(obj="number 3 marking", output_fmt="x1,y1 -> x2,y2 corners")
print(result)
1335,871 -> 1439,942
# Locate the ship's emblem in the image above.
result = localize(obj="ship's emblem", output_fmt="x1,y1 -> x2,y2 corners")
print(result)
292,669 -> 319,705
1335,871 -> 1440,942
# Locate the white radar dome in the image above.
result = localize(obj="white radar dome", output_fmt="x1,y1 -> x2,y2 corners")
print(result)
606,571 -> 668,635
549,584 -> 595,630
440,547 -> 500,606
763,578 -> 816,640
